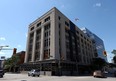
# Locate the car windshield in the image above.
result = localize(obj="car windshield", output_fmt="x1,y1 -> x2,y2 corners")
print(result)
31,69 -> 39,72
35,70 -> 39,72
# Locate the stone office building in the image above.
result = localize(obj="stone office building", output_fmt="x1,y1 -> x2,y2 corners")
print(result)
22,7 -> 95,75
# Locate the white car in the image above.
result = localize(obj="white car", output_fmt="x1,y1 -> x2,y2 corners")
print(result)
93,70 -> 105,78
28,69 -> 40,77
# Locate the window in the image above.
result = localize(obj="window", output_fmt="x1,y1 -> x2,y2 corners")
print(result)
36,42 -> 40,49
29,39 -> 33,43
66,51 -> 70,60
44,50 -> 49,59
29,45 -> 32,51
49,30 -> 50,35
49,38 -> 50,46
44,16 -> 50,22
81,39 -> 83,43
59,23 -> 61,28
58,16 -> 61,20
30,27 -> 34,31
44,39 -> 48,47
87,39 -> 89,42
66,35 -> 69,40
46,39 -> 48,46
45,32 -> 48,37
30,33 -> 34,38
66,43 -> 69,49
84,37 -> 86,40
85,41 -> 86,45
36,29 -> 41,35
36,36 -> 40,41
65,21 -> 69,27
35,51 -> 40,61
45,23 -> 50,30
45,32 -> 46,37
44,40 -> 46,47
65,29 -> 69,33
77,36 -> 79,40
49,49 -> 50,55
77,31 -> 79,34
81,34 -> 83,37
37,22 -> 41,27
28,54 -> 32,61
46,32 -> 48,37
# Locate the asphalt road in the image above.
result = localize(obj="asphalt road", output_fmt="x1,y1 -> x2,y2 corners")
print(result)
0,73 -> 116,81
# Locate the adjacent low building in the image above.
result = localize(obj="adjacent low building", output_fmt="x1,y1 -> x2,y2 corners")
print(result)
22,7 -> 95,76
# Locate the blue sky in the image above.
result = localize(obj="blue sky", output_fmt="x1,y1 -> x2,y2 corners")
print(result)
0,0 -> 116,62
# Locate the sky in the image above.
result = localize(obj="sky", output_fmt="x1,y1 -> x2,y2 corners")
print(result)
0,0 -> 116,62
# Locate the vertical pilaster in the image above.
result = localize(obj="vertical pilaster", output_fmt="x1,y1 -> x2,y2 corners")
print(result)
24,29 -> 30,63
40,26 -> 44,61
50,11 -> 56,59
31,31 -> 36,62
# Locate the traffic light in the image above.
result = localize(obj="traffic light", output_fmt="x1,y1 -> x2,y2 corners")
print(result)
103,51 -> 107,56
13,48 -> 17,55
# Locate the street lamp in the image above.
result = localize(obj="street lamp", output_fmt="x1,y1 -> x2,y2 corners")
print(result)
4,45 -> 9,47
0,45 -> 9,51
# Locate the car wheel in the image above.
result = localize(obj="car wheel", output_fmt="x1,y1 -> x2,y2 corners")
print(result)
28,74 -> 30,76
94,76 -> 96,78
32,74 -> 35,77
0,75 -> 3,78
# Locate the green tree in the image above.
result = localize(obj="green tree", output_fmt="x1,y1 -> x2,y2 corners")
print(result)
4,58 -> 12,71
113,56 -> 116,63
111,49 -> 116,63
4,55 -> 20,72
111,49 -> 116,55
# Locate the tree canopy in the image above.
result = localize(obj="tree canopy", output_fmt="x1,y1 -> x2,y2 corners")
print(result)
113,56 -> 116,63
4,55 -> 20,71
111,49 -> 116,63
111,49 -> 116,55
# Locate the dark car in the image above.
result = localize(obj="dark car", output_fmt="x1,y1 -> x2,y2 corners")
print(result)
0,69 -> 4,78
28,69 -> 40,77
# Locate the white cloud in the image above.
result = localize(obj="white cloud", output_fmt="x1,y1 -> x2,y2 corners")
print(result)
0,37 -> 6,41
0,51 -> 5,54
94,3 -> 102,7
17,45 -> 21,48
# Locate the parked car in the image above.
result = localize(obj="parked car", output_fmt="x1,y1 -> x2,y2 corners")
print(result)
28,69 -> 40,77
93,70 -> 106,78
0,69 -> 4,78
